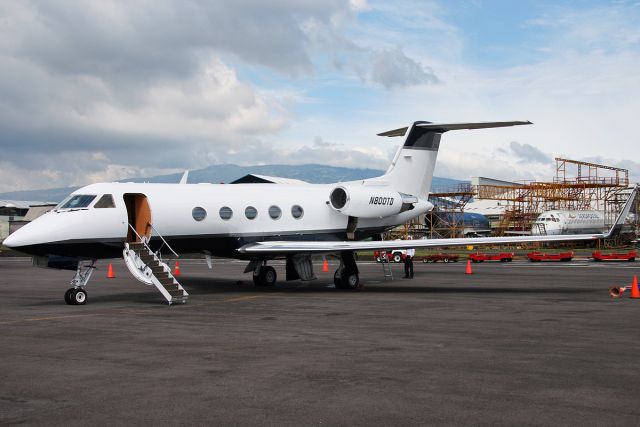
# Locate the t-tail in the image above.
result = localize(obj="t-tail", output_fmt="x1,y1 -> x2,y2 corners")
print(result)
375,120 -> 532,199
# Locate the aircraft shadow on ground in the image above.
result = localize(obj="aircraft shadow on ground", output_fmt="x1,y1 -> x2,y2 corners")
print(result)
181,276 -> 597,295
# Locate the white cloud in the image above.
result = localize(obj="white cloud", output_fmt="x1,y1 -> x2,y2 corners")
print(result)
1,0 -> 640,193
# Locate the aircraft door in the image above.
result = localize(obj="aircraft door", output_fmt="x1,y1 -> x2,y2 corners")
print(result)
123,193 -> 152,242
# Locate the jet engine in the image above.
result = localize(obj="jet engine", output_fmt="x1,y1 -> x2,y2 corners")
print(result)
329,185 -> 418,218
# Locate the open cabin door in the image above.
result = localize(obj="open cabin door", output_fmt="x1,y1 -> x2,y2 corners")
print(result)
123,194 -> 152,242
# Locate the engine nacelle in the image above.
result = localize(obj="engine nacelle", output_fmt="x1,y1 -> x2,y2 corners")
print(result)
329,185 -> 417,218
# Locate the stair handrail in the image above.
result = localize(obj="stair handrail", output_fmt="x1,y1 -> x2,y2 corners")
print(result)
127,222 -> 180,263
147,222 -> 179,259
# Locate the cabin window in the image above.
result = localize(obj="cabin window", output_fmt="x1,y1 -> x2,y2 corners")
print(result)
219,206 -> 233,220
291,205 -> 304,219
59,195 -> 96,209
245,206 -> 258,220
192,207 -> 207,221
268,205 -> 282,220
94,194 -> 116,209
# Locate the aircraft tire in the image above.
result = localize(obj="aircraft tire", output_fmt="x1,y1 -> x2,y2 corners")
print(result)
261,266 -> 277,286
340,271 -> 360,290
254,266 -> 277,287
64,288 -> 74,305
71,288 -> 87,305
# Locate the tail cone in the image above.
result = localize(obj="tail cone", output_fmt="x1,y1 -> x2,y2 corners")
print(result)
107,263 -> 115,279
465,260 -> 473,275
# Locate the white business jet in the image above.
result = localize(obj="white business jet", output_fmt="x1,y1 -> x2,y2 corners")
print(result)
4,121 -> 637,305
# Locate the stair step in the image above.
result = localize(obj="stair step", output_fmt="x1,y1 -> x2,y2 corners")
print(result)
168,289 -> 185,297
158,277 -> 175,285
163,284 -> 180,291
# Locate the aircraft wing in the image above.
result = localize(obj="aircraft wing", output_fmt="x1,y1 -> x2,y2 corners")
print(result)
239,185 -> 638,255
238,233 -> 603,254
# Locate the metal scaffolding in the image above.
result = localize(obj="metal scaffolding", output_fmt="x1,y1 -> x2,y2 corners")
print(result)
400,157 -> 635,242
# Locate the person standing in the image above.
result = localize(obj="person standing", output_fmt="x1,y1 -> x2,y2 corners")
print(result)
404,237 -> 415,279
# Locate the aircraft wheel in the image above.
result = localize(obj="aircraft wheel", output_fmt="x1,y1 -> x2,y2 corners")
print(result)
261,266 -> 277,286
70,288 -> 87,305
340,271 -> 360,290
64,288 -> 74,305
253,266 -> 277,287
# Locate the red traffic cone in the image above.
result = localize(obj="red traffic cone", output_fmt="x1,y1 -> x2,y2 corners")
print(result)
107,263 -> 115,279
322,258 -> 329,273
174,261 -> 181,277
465,260 -> 473,275
631,275 -> 640,299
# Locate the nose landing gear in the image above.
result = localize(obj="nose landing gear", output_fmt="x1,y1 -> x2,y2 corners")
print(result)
65,261 -> 96,305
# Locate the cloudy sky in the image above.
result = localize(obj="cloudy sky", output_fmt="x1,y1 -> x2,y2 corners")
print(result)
1,0 -> 640,191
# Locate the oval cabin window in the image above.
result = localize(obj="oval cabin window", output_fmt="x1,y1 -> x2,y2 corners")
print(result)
245,206 -> 258,220
291,205 -> 304,219
219,206 -> 233,220
268,205 -> 282,220
192,207 -> 207,221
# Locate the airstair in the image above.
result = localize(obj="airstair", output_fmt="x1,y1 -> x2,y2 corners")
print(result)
123,224 -> 188,305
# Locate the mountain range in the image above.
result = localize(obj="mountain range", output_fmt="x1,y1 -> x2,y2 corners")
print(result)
0,164 -> 463,203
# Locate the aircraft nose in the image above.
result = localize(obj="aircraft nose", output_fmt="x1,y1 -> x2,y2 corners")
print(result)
3,228 -> 26,249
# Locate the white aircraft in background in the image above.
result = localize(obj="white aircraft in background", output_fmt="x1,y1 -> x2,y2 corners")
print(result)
531,210 -> 606,235
4,121 -> 637,305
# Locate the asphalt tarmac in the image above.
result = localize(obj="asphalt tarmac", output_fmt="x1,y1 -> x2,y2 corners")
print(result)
1,257 -> 640,426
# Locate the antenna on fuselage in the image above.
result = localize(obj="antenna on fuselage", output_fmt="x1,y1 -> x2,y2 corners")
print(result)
179,170 -> 189,185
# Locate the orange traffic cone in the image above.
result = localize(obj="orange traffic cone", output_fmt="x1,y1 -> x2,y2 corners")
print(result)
322,258 -> 329,273
174,261 -> 181,277
107,263 -> 115,279
631,275 -> 640,299
465,260 -> 473,275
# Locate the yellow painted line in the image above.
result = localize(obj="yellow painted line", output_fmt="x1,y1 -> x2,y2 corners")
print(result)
223,295 -> 264,303
0,313 -> 101,325
0,295 -> 269,324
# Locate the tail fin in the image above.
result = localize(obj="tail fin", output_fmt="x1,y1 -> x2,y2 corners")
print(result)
376,120 -> 532,199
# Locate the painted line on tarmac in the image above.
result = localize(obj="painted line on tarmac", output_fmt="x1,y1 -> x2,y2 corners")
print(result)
0,294 -> 269,324
222,295 -> 265,303
0,313 -> 102,325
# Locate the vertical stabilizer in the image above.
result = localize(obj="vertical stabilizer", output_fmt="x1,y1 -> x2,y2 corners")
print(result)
374,120 -> 532,199
377,121 -> 442,199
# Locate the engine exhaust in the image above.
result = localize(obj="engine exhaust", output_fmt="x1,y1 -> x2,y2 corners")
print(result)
609,286 -> 628,298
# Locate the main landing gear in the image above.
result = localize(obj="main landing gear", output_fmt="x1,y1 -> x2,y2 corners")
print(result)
65,261 -> 96,305
253,263 -> 277,287
334,251 -> 360,290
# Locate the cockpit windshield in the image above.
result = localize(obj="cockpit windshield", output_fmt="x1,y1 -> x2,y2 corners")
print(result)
58,195 -> 96,210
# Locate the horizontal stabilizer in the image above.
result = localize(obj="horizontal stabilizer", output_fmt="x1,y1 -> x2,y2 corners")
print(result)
378,121 -> 532,137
